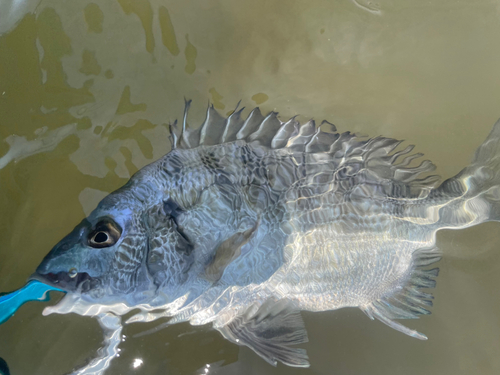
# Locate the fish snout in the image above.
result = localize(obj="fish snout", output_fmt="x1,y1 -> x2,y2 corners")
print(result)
32,220 -> 93,291
29,262 -> 99,292
30,269 -> 96,293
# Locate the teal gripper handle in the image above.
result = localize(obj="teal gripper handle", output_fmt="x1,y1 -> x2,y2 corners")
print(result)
0,280 -> 64,325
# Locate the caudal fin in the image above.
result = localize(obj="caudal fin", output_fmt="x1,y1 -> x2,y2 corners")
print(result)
468,118 -> 500,222
434,118 -> 500,228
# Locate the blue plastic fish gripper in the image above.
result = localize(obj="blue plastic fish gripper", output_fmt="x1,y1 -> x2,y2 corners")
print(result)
0,280 -> 64,325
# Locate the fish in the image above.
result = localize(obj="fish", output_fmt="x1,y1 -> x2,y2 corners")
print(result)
21,102 -> 500,373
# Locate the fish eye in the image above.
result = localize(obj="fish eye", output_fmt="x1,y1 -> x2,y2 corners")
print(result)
93,232 -> 109,243
88,219 -> 122,248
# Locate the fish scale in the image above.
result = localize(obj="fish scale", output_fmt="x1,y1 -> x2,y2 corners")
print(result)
277,229 -> 415,304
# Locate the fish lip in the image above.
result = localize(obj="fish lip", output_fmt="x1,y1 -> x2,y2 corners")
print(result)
29,271 -> 93,292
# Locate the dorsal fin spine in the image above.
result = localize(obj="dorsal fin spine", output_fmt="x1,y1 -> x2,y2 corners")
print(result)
271,117 -> 299,149
300,120 -> 316,135
222,107 -> 245,143
168,120 -> 179,149
198,103 -> 212,145
181,99 -> 193,149
236,107 -> 263,140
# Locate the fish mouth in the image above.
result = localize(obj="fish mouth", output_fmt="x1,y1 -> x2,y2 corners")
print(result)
30,271 -> 96,293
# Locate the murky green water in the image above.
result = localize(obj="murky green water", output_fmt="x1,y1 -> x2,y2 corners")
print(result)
1,0 -> 500,374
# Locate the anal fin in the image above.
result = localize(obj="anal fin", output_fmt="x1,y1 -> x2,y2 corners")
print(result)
216,299 -> 310,367
360,248 -> 441,340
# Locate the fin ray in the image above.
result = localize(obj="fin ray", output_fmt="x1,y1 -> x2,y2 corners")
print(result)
360,248 -> 441,340
217,300 -> 310,368
199,105 -> 227,146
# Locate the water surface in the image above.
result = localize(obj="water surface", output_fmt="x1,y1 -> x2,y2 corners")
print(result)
1,0 -> 500,374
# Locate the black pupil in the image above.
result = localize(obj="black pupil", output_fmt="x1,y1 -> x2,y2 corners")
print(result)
94,231 -> 109,243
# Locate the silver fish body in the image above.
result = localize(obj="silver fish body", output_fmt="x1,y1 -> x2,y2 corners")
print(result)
33,104 -> 500,370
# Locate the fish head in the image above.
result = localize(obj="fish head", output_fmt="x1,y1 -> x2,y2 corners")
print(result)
32,150 -> 258,304
31,193 -> 151,301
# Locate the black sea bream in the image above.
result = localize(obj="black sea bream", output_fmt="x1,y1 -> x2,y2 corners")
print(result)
32,103 -> 500,373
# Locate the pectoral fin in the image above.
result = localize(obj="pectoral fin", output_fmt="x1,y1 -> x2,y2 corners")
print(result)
216,300 -> 310,368
205,223 -> 258,282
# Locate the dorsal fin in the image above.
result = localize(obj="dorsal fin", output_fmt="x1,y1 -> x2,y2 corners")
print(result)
320,119 -> 337,133
199,105 -> 227,146
180,99 -> 200,149
168,120 -> 179,149
247,112 -> 281,147
221,107 -> 245,143
287,120 -> 316,150
305,129 -> 338,153
169,102 -> 441,195
269,117 -> 298,149
236,107 -> 264,140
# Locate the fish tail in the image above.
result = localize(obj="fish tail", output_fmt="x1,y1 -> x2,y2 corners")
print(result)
434,118 -> 500,228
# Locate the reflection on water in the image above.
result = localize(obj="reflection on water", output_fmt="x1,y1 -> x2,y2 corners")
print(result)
117,0 -> 156,55
158,5 -> 180,56
1,0 -> 500,374
83,3 -> 104,34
